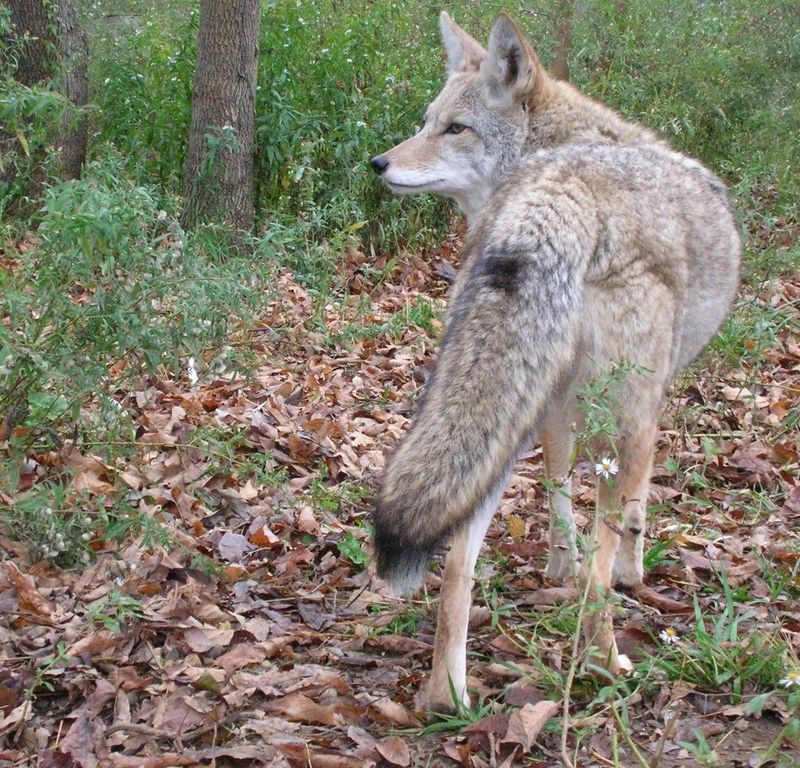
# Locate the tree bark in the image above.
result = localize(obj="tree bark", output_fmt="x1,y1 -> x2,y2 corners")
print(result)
55,0 -> 88,179
8,0 -> 56,86
181,0 -> 261,232
7,0 -> 88,180
551,0 -> 574,82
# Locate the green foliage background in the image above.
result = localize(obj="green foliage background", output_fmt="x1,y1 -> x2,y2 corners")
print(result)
86,0 -> 800,237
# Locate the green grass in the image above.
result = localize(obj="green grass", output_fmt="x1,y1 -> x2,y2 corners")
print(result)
653,589 -> 785,699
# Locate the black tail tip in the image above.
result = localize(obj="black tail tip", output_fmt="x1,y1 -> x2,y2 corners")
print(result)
373,533 -> 435,595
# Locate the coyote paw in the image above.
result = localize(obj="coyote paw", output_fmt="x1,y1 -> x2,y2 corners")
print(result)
616,653 -> 633,674
612,557 -> 643,589
611,547 -> 644,589
417,678 -> 469,714
544,546 -> 579,582
582,651 -> 633,678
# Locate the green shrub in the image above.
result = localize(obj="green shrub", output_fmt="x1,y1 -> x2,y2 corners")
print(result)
0,6 -> 73,220
0,151 -> 273,455
87,0 -> 798,268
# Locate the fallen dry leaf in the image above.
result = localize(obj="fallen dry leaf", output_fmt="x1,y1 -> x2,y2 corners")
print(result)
501,701 -> 560,752
376,735 -> 410,766
3,561 -> 56,624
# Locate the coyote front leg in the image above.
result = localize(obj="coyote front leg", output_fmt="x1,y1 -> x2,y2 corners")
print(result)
422,470 -> 511,712
612,436 -> 653,588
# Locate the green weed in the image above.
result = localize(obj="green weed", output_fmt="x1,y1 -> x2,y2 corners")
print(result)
652,587 -> 785,700
422,690 -> 499,734
28,641 -> 71,702
337,531 -> 368,568
88,588 -> 146,633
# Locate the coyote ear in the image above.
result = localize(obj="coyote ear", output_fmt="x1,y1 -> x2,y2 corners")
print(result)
482,13 -> 538,102
439,11 -> 485,75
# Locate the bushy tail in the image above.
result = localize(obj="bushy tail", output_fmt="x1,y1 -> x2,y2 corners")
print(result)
373,230 -> 589,592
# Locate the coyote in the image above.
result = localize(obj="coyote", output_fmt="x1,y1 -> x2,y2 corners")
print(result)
370,11 -> 741,711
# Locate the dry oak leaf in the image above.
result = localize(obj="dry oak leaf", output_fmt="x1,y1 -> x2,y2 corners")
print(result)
154,692 -> 217,732
265,692 -> 362,726
217,531 -> 253,562
376,735 -> 410,766
0,701 -> 31,733
347,724 -> 378,755
3,561 -> 56,624
104,755 -> 197,767
520,586 -> 578,605
59,708 -> 104,768
183,624 -> 235,653
297,505 -> 319,533
501,700 -> 560,752
277,742 -> 373,768
506,514 -> 526,542
216,642 -> 268,674
632,583 -> 691,613
369,697 -> 420,728
67,632 -> 118,659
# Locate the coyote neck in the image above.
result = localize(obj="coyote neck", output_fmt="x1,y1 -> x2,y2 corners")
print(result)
455,189 -> 496,226
528,80 -> 661,155
458,82 -> 660,229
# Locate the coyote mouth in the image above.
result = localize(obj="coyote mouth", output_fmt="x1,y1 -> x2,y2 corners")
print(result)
386,179 -> 444,191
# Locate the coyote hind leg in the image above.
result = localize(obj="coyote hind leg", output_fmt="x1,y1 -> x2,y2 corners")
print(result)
583,423 -> 657,674
612,424 -> 655,588
541,411 -> 579,582
422,468 -> 511,712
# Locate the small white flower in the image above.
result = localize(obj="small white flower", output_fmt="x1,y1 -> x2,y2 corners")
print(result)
81,532 -> 91,542
84,516 -> 92,525
595,457 -> 619,479
346,57 -> 353,64
187,357 -> 199,386
779,669 -> 800,688
659,627 -> 679,645
128,562 -> 137,572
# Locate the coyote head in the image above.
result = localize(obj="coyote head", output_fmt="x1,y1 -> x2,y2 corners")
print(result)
370,12 -> 552,220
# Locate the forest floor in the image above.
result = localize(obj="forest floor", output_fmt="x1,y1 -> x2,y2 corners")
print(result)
1,227 -> 799,767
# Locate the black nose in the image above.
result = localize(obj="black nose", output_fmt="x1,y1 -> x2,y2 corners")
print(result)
370,155 -> 389,175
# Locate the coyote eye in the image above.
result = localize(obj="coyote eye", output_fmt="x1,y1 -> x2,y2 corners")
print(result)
445,123 -> 467,135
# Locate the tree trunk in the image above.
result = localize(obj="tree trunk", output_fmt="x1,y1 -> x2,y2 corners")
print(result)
55,0 -> 88,180
7,0 -> 88,180
181,0 -> 261,232
551,0 -> 574,82
8,0 -> 56,86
